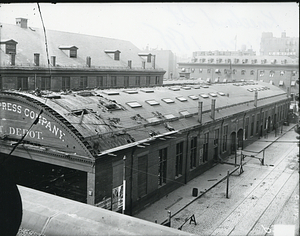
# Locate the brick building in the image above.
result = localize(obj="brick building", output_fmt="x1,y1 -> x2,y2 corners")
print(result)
0,18 -> 165,91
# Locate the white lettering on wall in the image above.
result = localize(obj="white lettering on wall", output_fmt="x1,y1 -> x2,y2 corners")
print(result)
1,101 -> 66,142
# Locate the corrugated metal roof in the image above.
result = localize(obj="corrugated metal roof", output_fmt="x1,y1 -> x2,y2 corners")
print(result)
12,81 -> 287,154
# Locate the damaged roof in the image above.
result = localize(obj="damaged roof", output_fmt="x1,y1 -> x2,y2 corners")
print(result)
10,81 -> 287,155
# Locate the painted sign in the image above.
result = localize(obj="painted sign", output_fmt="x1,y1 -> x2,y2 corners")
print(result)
0,101 -> 66,142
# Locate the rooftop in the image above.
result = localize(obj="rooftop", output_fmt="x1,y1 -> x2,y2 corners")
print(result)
6,80 -> 287,154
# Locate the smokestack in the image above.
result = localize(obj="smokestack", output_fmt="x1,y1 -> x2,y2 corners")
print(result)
254,90 -> 258,107
211,99 -> 216,120
51,56 -> 56,66
152,55 -> 156,69
86,56 -> 91,67
142,61 -> 145,69
198,101 -> 203,124
128,60 -> 132,69
10,53 -> 16,66
34,53 -> 40,66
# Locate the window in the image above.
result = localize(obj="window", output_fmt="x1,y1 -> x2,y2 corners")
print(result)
145,100 -> 159,106
158,148 -> 167,186
135,76 -> 140,86
17,77 -> 28,90
70,49 -> 77,58
96,76 -> 103,87
124,76 -> 129,87
241,70 -> 246,75
138,155 -> 147,198
41,76 -> 51,90
146,76 -> 150,86
155,76 -> 160,84
6,43 -> 17,54
207,69 -> 211,73
190,137 -> 197,169
175,142 -> 184,177
79,76 -> 87,89
222,125 -> 228,152
214,129 -> 219,145
203,133 -> 209,162
111,76 -> 117,87
260,71 -> 264,77
245,117 -> 249,140
250,115 -> 254,136
250,70 -> 254,75
62,77 -> 70,90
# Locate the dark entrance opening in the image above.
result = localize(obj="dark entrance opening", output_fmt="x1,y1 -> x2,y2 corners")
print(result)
230,132 -> 236,154
2,153 -> 87,203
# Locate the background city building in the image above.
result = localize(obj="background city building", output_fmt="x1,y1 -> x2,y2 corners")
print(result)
260,32 -> 299,58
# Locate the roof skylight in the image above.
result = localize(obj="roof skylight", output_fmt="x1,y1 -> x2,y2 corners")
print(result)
164,114 -> 177,120
146,100 -> 160,106
188,95 -> 199,100
126,101 -> 142,108
102,91 -> 120,95
176,97 -> 188,102
123,90 -> 138,94
200,94 -> 209,98
162,98 -> 175,104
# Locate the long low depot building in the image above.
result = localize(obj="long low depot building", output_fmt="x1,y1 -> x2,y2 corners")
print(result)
0,80 -> 291,215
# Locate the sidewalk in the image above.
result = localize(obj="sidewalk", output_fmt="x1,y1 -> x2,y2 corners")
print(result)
134,124 -> 296,224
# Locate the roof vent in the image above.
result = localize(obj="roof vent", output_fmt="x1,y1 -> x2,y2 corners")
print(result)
16,18 -> 28,28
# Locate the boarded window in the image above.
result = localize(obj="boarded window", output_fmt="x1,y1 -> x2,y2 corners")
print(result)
138,155 -> 147,198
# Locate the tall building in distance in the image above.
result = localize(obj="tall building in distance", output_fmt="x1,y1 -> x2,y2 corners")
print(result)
141,47 -> 179,80
260,32 -> 299,58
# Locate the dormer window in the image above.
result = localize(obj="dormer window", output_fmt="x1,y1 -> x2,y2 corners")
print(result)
105,50 -> 121,60
0,39 -> 18,54
59,46 -> 78,58
138,53 -> 152,63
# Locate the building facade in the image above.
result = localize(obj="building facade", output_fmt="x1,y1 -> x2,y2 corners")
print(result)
0,18 -> 165,91
0,81 -> 291,215
141,48 -> 179,80
260,32 -> 299,58
178,55 -> 299,96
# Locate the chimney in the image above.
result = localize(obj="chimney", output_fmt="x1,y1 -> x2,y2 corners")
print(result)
142,61 -> 145,69
254,90 -> 258,107
128,60 -> 132,69
198,101 -> 203,124
51,56 -> 56,66
10,53 -> 16,66
152,55 -> 156,69
86,56 -> 91,67
281,32 -> 286,38
211,99 -> 216,120
34,53 -> 40,66
16,18 -> 28,28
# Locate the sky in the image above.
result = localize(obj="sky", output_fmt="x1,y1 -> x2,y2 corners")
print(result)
0,2 -> 299,57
